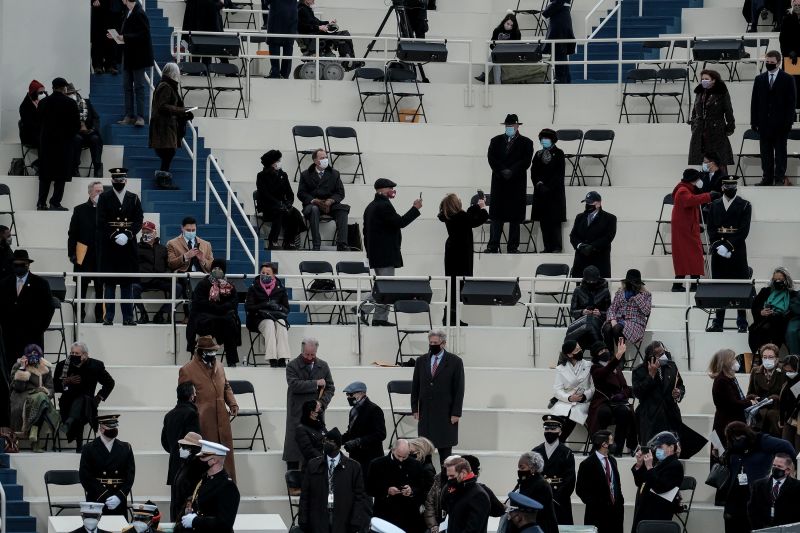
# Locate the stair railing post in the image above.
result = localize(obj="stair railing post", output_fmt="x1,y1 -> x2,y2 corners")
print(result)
205,155 -> 211,225
226,180 -> 232,260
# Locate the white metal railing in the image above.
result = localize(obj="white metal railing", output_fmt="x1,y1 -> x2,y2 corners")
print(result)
205,154 -> 260,272
585,0 -> 622,79
585,0 -> 618,38
0,481 -> 5,533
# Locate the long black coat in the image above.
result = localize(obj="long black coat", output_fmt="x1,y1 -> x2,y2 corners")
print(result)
19,96 -> 41,147
342,396 -> 387,477
518,473 -> 559,533
630,455 -> 684,533
708,195 -> 751,280
411,350 -> 465,448
632,360 -> 685,445
438,204 -> 489,276
0,272 -> 54,366
283,355 -> 335,462
367,453 -> 427,533
748,474 -> 800,530
576,453 -> 624,533
751,69 -> 797,136
569,209 -> 617,278
487,133 -> 534,223
532,442 -> 576,525
299,455 -> 369,533
53,358 -> 115,441
120,2 -> 154,71
160,400 -> 201,485
688,82 -> 735,165
182,0 -> 200,30
180,469 -> 240,533
170,457 -> 205,521
363,194 -> 420,269
244,278 -> 289,331
68,201 -> 101,272
79,437 -> 136,515
265,0 -> 298,45
445,477 -> 490,533
531,146 -> 567,223
37,91 -> 80,182
298,165 -> 346,206
543,0 -> 576,55
136,239 -> 170,283
96,189 -> 144,278
295,421 -> 326,464
191,0 -> 223,32
256,167 -> 294,217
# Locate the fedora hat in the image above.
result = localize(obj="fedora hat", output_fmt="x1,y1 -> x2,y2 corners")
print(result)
12,249 -> 34,264
501,114 -> 522,125
178,431 -> 203,447
195,335 -> 220,351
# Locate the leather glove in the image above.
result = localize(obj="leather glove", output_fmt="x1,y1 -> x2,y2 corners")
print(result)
343,439 -> 360,452
791,51 -> 797,65
181,513 -> 197,528
69,255 -> 77,264
114,233 -> 128,246
710,191 -> 722,200
105,495 -> 121,510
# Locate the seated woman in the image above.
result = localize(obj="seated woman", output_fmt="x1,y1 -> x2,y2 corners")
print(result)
778,354 -> 800,450
408,437 -> 437,497
549,340 -> 595,441
568,265 -> 611,348
587,339 -> 634,457
245,262 -> 290,365
749,267 -> 795,353
295,400 -> 326,469
189,258 -> 241,367
256,150 -> 303,250
475,12 -> 521,84
602,269 -> 652,356
10,344 -> 57,452
747,343 -> 786,437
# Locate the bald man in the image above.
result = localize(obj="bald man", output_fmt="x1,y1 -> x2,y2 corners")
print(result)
367,440 -> 427,533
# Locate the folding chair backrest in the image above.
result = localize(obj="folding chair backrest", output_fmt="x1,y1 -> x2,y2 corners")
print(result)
293,125 -> 325,139
583,129 -> 615,143
43,276 -> 67,302
658,68 -> 688,81
642,40 -> 670,51
44,470 -> 81,486
230,278 -> 250,304
788,129 -> 800,141
556,129 -> 583,142
636,520 -> 681,533
208,63 -> 241,76
0,183 -> 10,196
386,66 -> 417,83
252,190 -> 260,212
533,263 -> 571,297
285,469 -> 303,490
325,126 -> 358,140
178,62 -> 209,76
742,128 -> 760,142
229,379 -> 255,395
355,68 -> 386,81
680,475 -> 696,491
662,192 -> 674,206
535,263 -> 570,277
470,193 -> 491,207
336,261 -> 370,275
625,68 -> 658,83
299,260 -> 334,275
393,299 -> 430,314
387,379 -> 413,396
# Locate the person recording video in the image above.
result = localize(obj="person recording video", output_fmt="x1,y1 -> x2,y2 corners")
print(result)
297,0 -> 362,70
400,0 -> 429,38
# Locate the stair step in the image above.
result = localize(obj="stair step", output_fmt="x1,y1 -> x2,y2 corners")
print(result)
0,468 -> 17,483
6,515 -> 36,533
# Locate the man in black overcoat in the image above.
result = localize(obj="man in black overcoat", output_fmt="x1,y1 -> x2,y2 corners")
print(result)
750,50 -> 797,186
54,342 -> 116,449
0,250 -> 54,373
576,430 -> 624,533
543,0 -> 576,83
36,77 -> 80,210
444,458 -> 491,533
532,415 -> 575,525
531,128 -> 567,253
568,191 -> 617,278
367,439 -> 427,533
631,341 -> 685,447
706,177 -> 752,332
113,0 -> 154,125
91,0 -> 124,74
79,414 -> 136,515
486,114 -> 534,253
298,148 -> 350,251
299,428 -> 369,533
748,452 -> 800,530
161,382 -> 201,486
68,181 -> 105,322
96,169 -> 144,325
411,331 -> 465,461
342,381 -> 386,481
630,431 -> 684,532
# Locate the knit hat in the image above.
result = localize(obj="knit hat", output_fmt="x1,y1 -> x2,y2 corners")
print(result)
261,150 -> 282,167
28,79 -> 45,97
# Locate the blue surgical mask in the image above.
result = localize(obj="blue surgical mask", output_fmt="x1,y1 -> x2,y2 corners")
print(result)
655,448 -> 667,461
701,162 -> 709,172
184,230 -> 196,241
541,139 -> 552,149
505,126 -> 515,138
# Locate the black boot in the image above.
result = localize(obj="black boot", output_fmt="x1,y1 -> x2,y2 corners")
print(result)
155,171 -> 179,190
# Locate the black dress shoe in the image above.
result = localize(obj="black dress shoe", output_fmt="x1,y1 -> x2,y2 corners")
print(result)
122,319 -> 137,326
138,313 -> 150,324
507,248 -> 520,254
102,320 -> 113,326
283,243 -> 298,251
671,283 -> 685,292
757,179 -> 774,186
738,323 -> 748,333
337,243 -> 350,251
483,247 -> 500,254
153,313 -> 165,324
372,319 -> 396,327
36,204 -> 48,211
49,204 -> 68,211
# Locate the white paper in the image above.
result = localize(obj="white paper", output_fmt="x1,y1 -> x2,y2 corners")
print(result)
440,516 -> 449,532
186,106 -> 199,113
107,28 -> 123,44
791,380 -> 800,398
709,430 -> 726,455
650,486 -> 680,502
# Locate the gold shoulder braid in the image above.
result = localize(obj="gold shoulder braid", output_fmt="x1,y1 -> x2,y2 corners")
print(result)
184,479 -> 204,517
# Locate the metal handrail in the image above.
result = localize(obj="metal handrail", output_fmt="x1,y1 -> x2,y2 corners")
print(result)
585,0 -> 622,79
585,0 -> 616,38
0,481 -> 5,533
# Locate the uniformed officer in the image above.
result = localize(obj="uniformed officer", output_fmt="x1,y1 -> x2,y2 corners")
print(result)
177,440 -> 240,533
78,414 -> 136,516
532,415 -> 575,525
370,517 -> 405,533
123,501 -> 162,533
96,167 -> 144,325
706,176 -> 752,333
70,501 -> 111,533
507,492 -> 545,533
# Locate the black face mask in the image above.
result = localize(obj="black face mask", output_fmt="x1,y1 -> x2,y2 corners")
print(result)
103,428 -> 119,439
774,280 -> 787,290
723,188 -> 737,199
543,432 -> 559,444
446,478 -> 459,489
597,351 -> 611,363
112,181 -> 125,192
70,355 -> 82,366
323,443 -> 339,457
13,264 -> 29,277
772,467 -> 787,479
346,396 -> 357,407
765,62 -> 778,71
430,344 -> 441,354
730,436 -> 747,451
517,469 -> 530,481
584,204 -> 597,213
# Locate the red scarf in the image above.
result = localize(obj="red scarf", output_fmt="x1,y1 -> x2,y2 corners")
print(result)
209,278 -> 232,302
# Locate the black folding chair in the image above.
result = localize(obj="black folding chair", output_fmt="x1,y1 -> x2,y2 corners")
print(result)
636,520 -> 681,533
18,119 -> 38,175
285,470 -> 303,526
734,128 -> 761,185
520,193 -> 538,253
639,40 -> 671,70
393,300 -> 433,365
387,380 -> 415,446
252,190 -> 266,237
224,0 -> 257,29
228,380 -> 267,450
386,65 -> 427,123
574,129 -> 615,186
652,68 -> 690,123
556,129 -> 584,184
207,62 -> 247,118
619,69 -> 658,123
325,126 -> 365,184
471,193 -> 494,253
292,125 -> 327,181
299,261 -> 340,324
44,295 -> 69,363
354,67 -> 390,122
524,263 -> 571,327
513,0 -> 549,35
44,470 -> 82,516
785,129 -> 800,181
0,183 -> 18,246
336,261 -> 371,325
674,476 -> 696,533
651,193 -> 674,255
178,62 -> 213,117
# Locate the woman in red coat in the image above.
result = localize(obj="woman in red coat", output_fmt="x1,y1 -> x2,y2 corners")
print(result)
670,169 -> 720,291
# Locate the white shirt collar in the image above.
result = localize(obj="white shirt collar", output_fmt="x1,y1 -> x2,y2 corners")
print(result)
543,439 -> 559,458
114,187 -> 126,203
722,194 -> 734,210
328,453 -> 341,468
100,433 -> 115,451
595,450 -> 609,462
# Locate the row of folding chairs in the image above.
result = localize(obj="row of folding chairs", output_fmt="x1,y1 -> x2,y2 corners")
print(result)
735,128 -> 800,183
354,64 -> 427,123
298,260 -> 371,325
619,68 -> 691,124
637,37 -> 768,82
555,128 -> 616,186
291,125 -> 365,183
178,60 -> 247,118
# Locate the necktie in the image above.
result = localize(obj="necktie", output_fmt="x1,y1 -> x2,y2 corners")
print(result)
772,480 -> 780,503
16,278 -> 23,295
431,355 -> 440,377
604,456 -> 615,503
328,459 -> 335,492
770,73 -> 775,88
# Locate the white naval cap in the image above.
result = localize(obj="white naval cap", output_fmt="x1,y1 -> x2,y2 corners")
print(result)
197,439 -> 230,456
80,502 -> 105,514
370,517 -> 405,533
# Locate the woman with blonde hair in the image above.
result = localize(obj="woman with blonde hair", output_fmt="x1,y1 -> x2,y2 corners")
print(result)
437,193 -> 488,326
709,349 -> 756,452
408,437 -> 436,497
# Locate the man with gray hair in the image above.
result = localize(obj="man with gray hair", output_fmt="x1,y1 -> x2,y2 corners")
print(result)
68,181 -> 105,322
411,330 -> 465,462
54,342 -> 115,452
283,337 -> 335,469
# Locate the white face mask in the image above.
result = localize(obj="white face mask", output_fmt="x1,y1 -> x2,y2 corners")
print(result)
732,361 -> 741,373
179,447 -> 191,459
762,358 -> 776,370
787,372 -> 798,379
83,518 -> 99,531
318,158 -> 329,170
132,521 -> 149,533
659,354 -> 669,362
694,179 -> 704,189
69,94 -> 78,101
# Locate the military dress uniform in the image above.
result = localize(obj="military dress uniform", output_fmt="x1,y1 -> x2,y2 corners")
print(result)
121,501 -> 163,533
79,415 -> 136,516
532,416 -> 575,525
69,501 -> 111,533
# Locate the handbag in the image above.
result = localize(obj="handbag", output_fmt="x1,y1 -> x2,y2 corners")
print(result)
705,462 -> 730,489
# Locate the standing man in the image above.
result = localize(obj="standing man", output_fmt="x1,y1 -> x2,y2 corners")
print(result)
411,330 -> 465,462
179,440 -> 240,533
532,415 -> 575,525
443,457 -> 491,532
71,501 -> 110,533
670,169 -> 718,291
543,0 -> 576,84
54,342 -> 116,452
79,414 -> 136,516
631,341 -> 685,446
178,336 -> 238,481
264,0 -> 297,79
751,50 -> 797,186
0,250 -> 54,373
161,382 -> 200,488
705,177 -> 752,332
91,0 -> 122,75
97,168 -> 143,326
575,430 -> 624,533
486,114 -> 534,254
298,148 -> 351,251
568,191 -> 617,278
362,178 -> 422,326
68,181 -> 105,322
110,0 -> 154,127
367,439 -> 427,533
342,381 -> 387,481
748,452 -> 800,530
36,77 -> 80,211
283,337 -> 335,470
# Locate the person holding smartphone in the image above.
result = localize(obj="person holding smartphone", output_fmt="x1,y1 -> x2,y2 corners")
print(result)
631,431 -> 684,532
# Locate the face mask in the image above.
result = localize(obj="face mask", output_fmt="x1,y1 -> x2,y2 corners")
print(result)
731,436 -> 747,450
701,162 -> 709,172
787,372 -> 798,379
323,442 -> 338,457
184,230 -> 196,241
83,518 -> 99,531
211,269 -> 224,280
723,188 -> 737,199
132,521 -> 149,533
142,233 -> 154,243
700,79 -> 713,89
112,181 -> 125,192
27,355 -> 41,365
13,264 -> 28,277
694,179 -> 704,189
505,126 -> 516,137
430,344 -> 441,354
659,354 -> 669,363
540,139 -> 552,149
765,62 -> 778,71
179,447 -> 191,459
69,94 -> 78,101
260,274 -> 272,283
597,351 -> 611,363
763,358 -> 776,370
655,448 -> 667,461
103,428 -> 118,439
517,469 -> 531,481
202,352 -> 217,364
347,396 -> 357,406
772,467 -> 786,479
544,432 -> 559,444
732,361 -> 741,373
70,355 -> 82,366
774,280 -> 786,290
318,158 -> 329,170
584,204 -> 597,213
447,478 -> 459,488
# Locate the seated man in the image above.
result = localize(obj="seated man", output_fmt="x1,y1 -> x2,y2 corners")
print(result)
297,0 -> 361,69
67,83 -> 103,178
19,80 -> 45,149
298,148 -> 350,251
133,221 -> 184,324
166,216 -> 214,275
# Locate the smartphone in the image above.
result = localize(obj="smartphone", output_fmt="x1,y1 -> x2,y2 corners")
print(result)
477,189 -> 485,200
641,446 -> 651,455
419,192 -> 423,200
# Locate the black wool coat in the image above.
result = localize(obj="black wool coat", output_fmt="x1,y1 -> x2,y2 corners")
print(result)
37,91 -> 80,182
0,272 -> 54,363
411,350 -> 465,448
342,396 -> 387,476
19,96 -> 41,147
569,209 -> 617,278
265,0 -> 298,45
120,2 -> 154,70
570,280 -> 611,320
363,194 -> 420,269
688,82 -> 735,165
170,457 -> 205,521
438,204 -> 489,276
136,239 -> 170,283
244,278 -> 290,331
256,167 -> 295,217
532,442 -> 576,525
160,400 -> 201,485
487,133 -> 534,223
294,421 -> 326,464
632,360 -> 685,445
445,477 -> 491,533
79,437 -> 136,515
283,355 -> 335,462
68,201 -> 100,272
298,165 -> 347,206
708,195 -> 751,280
53,358 -> 115,440
300,455 -> 369,533
748,474 -> 800,530
751,69 -> 797,135
531,146 -> 567,223
543,0 -> 576,55
96,189 -> 144,277
519,473 -> 559,533
367,453 -> 427,532
576,453 -> 625,533
630,455 -> 684,532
